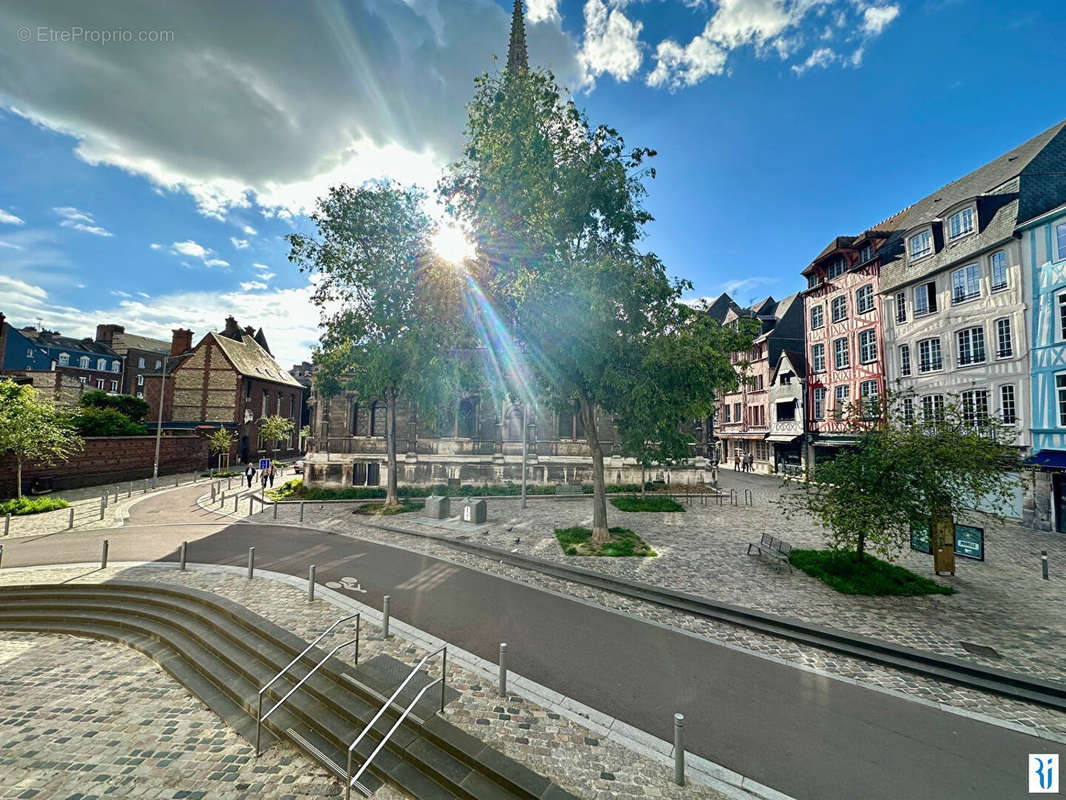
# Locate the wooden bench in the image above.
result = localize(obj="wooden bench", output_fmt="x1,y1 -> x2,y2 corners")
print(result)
747,533 -> 793,572
555,484 -> 584,495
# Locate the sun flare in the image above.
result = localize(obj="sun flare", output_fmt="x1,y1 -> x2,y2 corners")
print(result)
432,223 -> 476,264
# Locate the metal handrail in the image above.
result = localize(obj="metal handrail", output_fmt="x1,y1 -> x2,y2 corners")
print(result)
344,645 -> 447,800
255,613 -> 360,755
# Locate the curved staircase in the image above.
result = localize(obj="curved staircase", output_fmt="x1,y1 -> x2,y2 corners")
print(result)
0,582 -> 577,800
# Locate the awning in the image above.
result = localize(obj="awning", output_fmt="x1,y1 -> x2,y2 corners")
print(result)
1025,450 -> 1066,470
766,433 -> 802,443
813,439 -> 856,448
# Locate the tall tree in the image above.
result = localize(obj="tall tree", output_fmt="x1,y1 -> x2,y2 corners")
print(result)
288,182 -> 464,508
259,414 -> 296,462
441,68 -> 749,543
0,379 -> 83,499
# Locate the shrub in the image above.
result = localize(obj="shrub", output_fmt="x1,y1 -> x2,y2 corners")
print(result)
352,501 -> 425,516
610,496 -> 686,512
0,496 -> 70,516
71,406 -> 149,436
789,549 -> 955,596
265,478 -> 648,501
80,390 -> 150,421
554,526 -> 657,557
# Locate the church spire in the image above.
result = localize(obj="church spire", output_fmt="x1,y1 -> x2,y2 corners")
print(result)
506,0 -> 528,73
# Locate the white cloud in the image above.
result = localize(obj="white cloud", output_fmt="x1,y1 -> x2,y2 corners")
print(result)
168,239 -> 229,267
241,224 -> 258,236
149,242 -> 163,250
578,0 -> 644,87
137,292 -> 151,299
230,237 -> 250,249
253,263 -> 272,271
791,46 -> 837,74
111,289 -> 133,298
0,208 -> 24,225
0,0 -> 581,219
54,206 -> 113,237
240,280 -> 269,291
0,241 -> 23,250
861,4 -> 899,35
257,271 -> 276,281
527,0 -> 561,24
647,34 -> 727,89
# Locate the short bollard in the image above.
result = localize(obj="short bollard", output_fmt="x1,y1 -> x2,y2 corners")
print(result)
99,495 -> 106,520
143,479 -> 148,494
174,475 -> 179,488
102,492 -> 108,510
3,513 -> 10,537
673,713 -> 685,786
248,496 -> 253,517
211,484 -> 217,502
0,544 -> 4,568
68,507 -> 75,530
498,642 -> 508,697
233,495 -> 239,514
227,476 -> 233,490
128,481 -> 133,498
101,539 -> 109,569
273,500 -> 278,520
382,595 -> 391,638
1042,550 -> 1049,580
299,501 -> 305,522
180,541 -> 187,571
114,487 -> 119,504
308,565 -> 316,602
247,547 -> 255,579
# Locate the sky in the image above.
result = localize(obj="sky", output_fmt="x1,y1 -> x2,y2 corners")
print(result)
1,0 -> 1064,368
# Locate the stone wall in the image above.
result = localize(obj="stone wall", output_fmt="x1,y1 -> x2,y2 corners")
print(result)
0,369 -> 88,408
0,433 -> 209,496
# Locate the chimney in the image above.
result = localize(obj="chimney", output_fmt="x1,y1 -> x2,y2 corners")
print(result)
95,324 -> 124,344
223,316 -> 241,339
171,328 -> 193,356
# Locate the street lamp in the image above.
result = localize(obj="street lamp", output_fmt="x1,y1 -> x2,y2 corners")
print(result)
152,353 -> 169,483
521,403 -> 528,509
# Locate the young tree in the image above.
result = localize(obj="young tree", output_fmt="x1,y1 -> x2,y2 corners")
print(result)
0,379 -> 83,499
208,428 -> 235,471
288,182 -> 465,508
259,415 -> 296,462
441,68 -> 749,543
783,391 -> 1024,567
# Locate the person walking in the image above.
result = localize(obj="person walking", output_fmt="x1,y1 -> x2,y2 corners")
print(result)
244,463 -> 255,488
746,453 -> 755,473
733,453 -> 741,471
268,464 -> 276,487
260,469 -> 269,490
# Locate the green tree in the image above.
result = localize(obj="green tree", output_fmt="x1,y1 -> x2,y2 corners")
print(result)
0,379 -> 83,499
259,415 -> 295,461
288,182 -> 465,507
441,67 -> 749,543
71,406 -> 148,436
783,391 -> 1024,565
79,390 -> 150,421
208,427 -> 235,471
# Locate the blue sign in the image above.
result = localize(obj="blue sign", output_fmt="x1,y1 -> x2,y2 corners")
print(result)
910,522 -> 984,561
259,458 -> 271,470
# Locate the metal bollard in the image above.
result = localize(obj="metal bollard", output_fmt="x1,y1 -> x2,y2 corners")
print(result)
101,539 -> 109,569
308,565 -> 316,602
128,481 -> 132,498
228,476 -> 233,490
498,642 -> 508,697
1042,550 -> 1049,580
233,495 -> 239,513
211,484 -> 217,502
3,513 -> 9,537
144,479 -> 148,494
114,487 -> 119,504
180,541 -> 187,570
299,501 -> 305,522
99,495 -> 106,520
0,543 -> 3,568
247,546 -> 255,579
673,713 -> 685,786
382,595 -> 391,638
68,507 -> 75,530
273,500 -> 278,520
175,475 -> 179,488
248,496 -> 253,517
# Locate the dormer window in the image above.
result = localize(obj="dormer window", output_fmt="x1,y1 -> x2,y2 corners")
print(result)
947,207 -> 975,240
96,357 -> 106,371
827,257 -> 847,279
58,352 -> 70,366
908,230 -> 932,260
78,355 -> 90,369
859,244 -> 873,263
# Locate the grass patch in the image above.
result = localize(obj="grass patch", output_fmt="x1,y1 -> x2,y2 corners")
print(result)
789,549 -> 955,596
352,501 -> 425,516
610,495 -> 686,513
0,496 -> 71,516
554,526 -> 657,557
267,478 -> 647,502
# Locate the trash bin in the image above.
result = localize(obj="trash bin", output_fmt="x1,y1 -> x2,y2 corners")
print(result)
461,498 -> 487,524
424,495 -> 451,520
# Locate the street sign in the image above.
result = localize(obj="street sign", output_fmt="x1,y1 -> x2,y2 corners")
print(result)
910,522 -> 984,561
259,458 -> 270,470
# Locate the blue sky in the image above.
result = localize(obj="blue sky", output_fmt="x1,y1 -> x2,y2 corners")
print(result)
1,0 -> 1064,366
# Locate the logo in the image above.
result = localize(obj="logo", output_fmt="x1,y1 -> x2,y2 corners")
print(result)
1031,754 -> 1059,793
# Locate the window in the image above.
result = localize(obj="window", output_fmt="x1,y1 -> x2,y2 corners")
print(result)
351,402 -> 360,435
918,338 -> 943,373
909,230 -> 932,259
111,361 -> 120,373
807,274 -> 821,289
834,385 -> 849,419
810,304 -> 824,330
733,402 -> 741,422
110,380 -> 118,392
137,374 -> 144,387
899,344 -> 912,377
860,244 -> 873,263
812,387 -> 826,420
860,380 -> 879,415
956,326 -> 986,366
827,257 -> 847,278
1059,292 -> 1066,342
776,400 -> 796,421
995,317 -> 1013,359
78,375 -> 87,385
138,357 -> 146,368
948,207 -> 974,239
922,394 -> 945,423
1058,374 -> 1066,427
951,263 -> 981,304
371,401 -> 386,437
95,357 -> 106,371
95,379 -> 104,389
811,343 -> 825,373
895,291 -> 907,324
902,397 -> 915,425
1000,385 -> 1017,424
78,355 -> 90,369
155,360 -> 162,369
831,296 -> 847,323
961,389 -> 990,428
856,284 -> 874,314
858,329 -> 877,364
136,391 -> 144,399
913,281 -> 937,317
1056,221 -> 1066,261
990,250 -> 1008,291
833,337 -> 849,370
58,352 -> 70,366
722,404 -> 730,423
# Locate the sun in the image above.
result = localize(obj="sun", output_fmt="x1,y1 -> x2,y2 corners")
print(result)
432,222 -> 476,264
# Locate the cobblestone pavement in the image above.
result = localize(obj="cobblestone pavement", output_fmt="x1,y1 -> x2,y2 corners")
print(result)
250,489 -> 1066,742
0,566 -> 725,800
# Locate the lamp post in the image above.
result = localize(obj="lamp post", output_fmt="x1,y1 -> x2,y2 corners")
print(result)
152,354 -> 169,481
521,403 -> 528,509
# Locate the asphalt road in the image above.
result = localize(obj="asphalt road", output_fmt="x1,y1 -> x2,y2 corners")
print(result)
0,485 -> 1055,800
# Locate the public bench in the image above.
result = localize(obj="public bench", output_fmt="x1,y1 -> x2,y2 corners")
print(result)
746,533 -> 793,572
555,484 -> 584,495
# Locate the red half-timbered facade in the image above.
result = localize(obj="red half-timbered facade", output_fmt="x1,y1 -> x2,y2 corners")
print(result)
802,219 -> 903,466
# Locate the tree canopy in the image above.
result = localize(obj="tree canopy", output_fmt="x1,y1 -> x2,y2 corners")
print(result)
79,390 -> 149,421
0,379 -> 83,499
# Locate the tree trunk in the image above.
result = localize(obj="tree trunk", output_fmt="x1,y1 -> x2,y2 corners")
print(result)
579,393 -> 610,545
640,464 -> 646,498
16,457 -> 22,500
385,389 -> 400,507
856,528 -> 866,561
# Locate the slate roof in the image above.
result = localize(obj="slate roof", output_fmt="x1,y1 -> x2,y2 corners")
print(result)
211,332 -> 303,387
21,329 -> 119,357
699,293 -> 742,323
110,331 -> 170,354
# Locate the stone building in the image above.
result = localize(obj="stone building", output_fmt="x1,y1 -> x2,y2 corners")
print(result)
143,318 -> 304,465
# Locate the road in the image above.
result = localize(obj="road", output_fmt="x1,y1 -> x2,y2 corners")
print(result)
0,485 -> 1053,800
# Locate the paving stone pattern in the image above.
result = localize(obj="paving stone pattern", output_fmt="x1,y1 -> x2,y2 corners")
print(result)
259,484 -> 1066,742
0,566 -> 724,800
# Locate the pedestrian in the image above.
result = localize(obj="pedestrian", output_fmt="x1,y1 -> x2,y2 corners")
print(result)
746,453 -> 755,473
260,470 -> 269,490
268,464 -> 276,487
733,453 -> 740,471
244,463 -> 255,488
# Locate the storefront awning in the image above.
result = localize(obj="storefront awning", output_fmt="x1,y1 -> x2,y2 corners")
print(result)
1025,450 -> 1066,470
814,439 -> 856,448
766,433 -> 802,443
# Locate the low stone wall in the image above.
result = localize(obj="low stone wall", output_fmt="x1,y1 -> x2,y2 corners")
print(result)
0,434 -> 209,496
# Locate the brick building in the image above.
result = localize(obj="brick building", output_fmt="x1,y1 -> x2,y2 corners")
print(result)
144,318 -> 304,465
94,324 -> 171,397
7,322 -> 123,393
